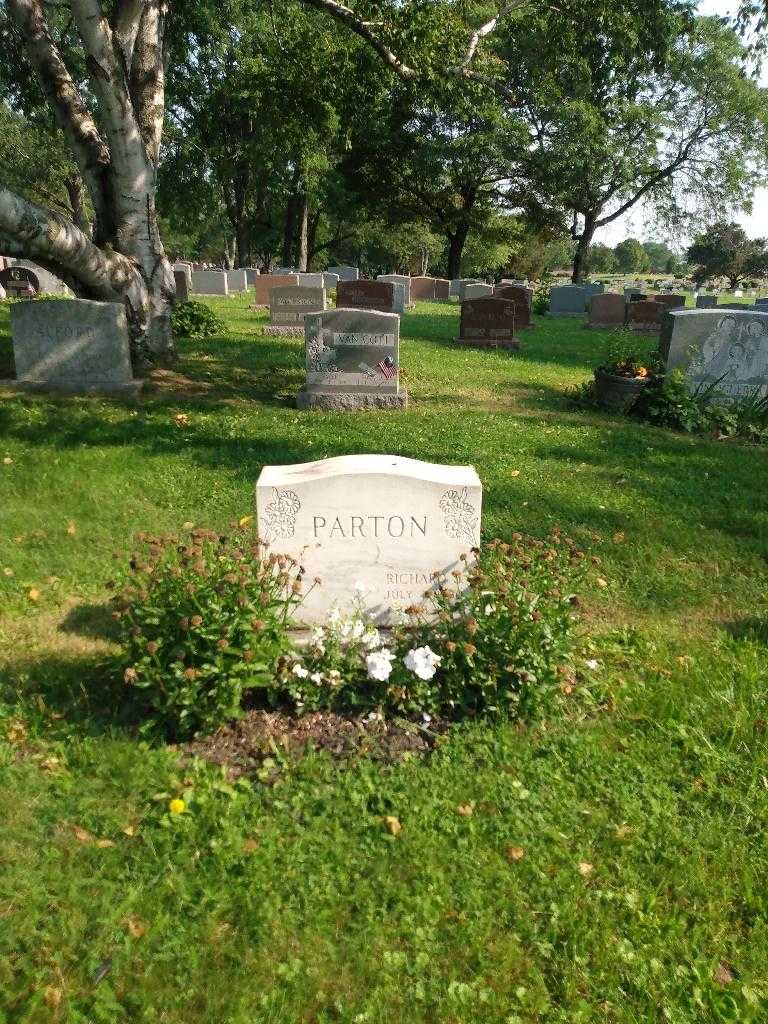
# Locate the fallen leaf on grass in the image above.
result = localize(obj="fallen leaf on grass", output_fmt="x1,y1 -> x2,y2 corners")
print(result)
173,413 -> 191,428
510,470 -> 521,478
6,721 -> 27,744
72,825 -> 96,844
95,838 -> 115,849
121,825 -> 137,837
613,532 -> 626,544
39,757 -> 62,772
506,846 -> 525,862
66,522 -> 77,536
239,516 -> 254,527
124,916 -> 147,939
714,961 -> 735,985
3,567 -> 13,577
27,588 -> 41,602
243,838 -> 259,853
3,457 -> 12,466
578,862 -> 594,876
384,816 -> 402,836
456,803 -> 474,817
43,986 -> 63,1009
595,578 -> 608,589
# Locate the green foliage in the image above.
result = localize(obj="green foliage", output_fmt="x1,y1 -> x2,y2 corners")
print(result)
588,243 -> 618,273
614,238 -> 652,274
686,221 -> 768,288
598,329 -> 656,377
636,370 -> 768,440
116,526 -> 301,737
277,537 -> 583,720
171,300 -> 225,339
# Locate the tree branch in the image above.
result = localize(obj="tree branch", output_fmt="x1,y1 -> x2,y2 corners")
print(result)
6,0 -> 113,234
298,0 -> 417,78
0,187 -> 136,299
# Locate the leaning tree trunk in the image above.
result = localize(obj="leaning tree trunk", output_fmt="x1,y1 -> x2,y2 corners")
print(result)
446,222 -> 470,279
1,0 -> 176,369
297,193 -> 309,272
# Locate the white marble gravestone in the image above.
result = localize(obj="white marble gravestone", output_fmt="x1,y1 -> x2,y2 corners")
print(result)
256,455 -> 482,624
191,270 -> 229,296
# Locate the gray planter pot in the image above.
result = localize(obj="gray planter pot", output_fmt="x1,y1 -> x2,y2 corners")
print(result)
594,369 -> 650,413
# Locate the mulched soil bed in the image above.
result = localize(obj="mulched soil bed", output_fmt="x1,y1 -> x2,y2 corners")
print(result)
180,710 -> 449,776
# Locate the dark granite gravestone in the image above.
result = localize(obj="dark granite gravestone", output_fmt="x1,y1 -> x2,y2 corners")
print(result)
174,270 -> 189,302
696,295 -> 718,309
336,279 -> 396,313
456,296 -> 522,349
265,286 -> 326,335
661,309 -> 768,400
588,293 -> 626,329
626,300 -> 665,332
410,277 -> 451,301
297,308 -> 406,410
653,294 -> 686,310
495,284 -> 533,309
0,266 -> 39,298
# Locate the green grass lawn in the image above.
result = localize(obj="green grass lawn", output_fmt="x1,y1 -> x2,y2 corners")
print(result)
1,294 -> 767,1023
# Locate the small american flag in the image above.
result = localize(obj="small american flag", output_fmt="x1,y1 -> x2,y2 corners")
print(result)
377,356 -> 396,379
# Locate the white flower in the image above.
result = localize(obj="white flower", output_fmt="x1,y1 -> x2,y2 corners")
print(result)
292,663 -> 309,679
404,646 -> 442,681
328,608 -> 341,625
362,628 -> 382,650
351,620 -> 365,640
585,659 -> 600,671
366,649 -> 395,681
484,603 -> 495,616
310,672 -> 323,684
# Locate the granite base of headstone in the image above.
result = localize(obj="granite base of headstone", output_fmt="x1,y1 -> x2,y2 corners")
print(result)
256,455 -> 482,625
297,308 -> 407,410
2,298 -> 141,396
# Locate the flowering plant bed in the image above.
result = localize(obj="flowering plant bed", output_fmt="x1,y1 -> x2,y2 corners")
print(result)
114,524 -> 586,739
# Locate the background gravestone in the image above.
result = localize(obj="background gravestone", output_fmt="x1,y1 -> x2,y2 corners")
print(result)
327,265 -> 359,282
227,270 -> 248,292
265,286 -> 326,335
298,307 -> 406,410
4,299 -> 141,395
256,454 -> 482,624
583,282 -> 605,300
11,260 -> 68,294
337,279 -> 396,313
297,272 -> 325,289
696,295 -> 718,309
191,270 -> 229,296
626,300 -> 664,331
662,309 -> 768,400
588,293 -> 626,329
433,279 -> 451,300
174,269 -> 189,302
653,294 -> 686,310
464,283 -> 494,301
322,272 -> 340,291
0,266 -> 39,298
252,273 -> 300,305
378,275 -> 412,308
495,284 -> 533,308
457,279 -> 484,302
550,285 -> 588,316
245,268 -> 260,286
456,296 -> 521,349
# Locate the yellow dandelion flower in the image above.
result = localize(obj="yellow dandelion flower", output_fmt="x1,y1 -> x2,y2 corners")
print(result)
168,798 -> 186,815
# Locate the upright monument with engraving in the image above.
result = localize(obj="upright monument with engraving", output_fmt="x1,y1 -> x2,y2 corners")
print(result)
256,455 -> 482,624
297,308 -> 407,410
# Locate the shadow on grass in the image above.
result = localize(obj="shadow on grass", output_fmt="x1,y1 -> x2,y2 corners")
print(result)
726,614 -> 768,645
59,601 -> 121,642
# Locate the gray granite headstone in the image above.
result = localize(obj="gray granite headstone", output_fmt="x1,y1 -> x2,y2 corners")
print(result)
4,298 -> 141,395
245,268 -> 260,286
550,285 -> 589,316
456,280 -> 484,302
191,270 -> 229,296
265,285 -> 326,335
378,275 -> 412,308
297,272 -> 325,290
327,265 -> 359,282
10,260 -> 68,294
227,270 -> 248,292
662,308 -> 768,400
297,307 -> 406,410
323,272 -> 340,291
583,282 -> 605,299
464,283 -> 494,300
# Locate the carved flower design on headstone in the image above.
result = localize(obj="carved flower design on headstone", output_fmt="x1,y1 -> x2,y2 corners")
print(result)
440,488 -> 478,545
262,488 -> 301,540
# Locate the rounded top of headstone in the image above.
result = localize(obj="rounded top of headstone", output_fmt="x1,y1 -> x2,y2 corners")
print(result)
258,454 -> 480,488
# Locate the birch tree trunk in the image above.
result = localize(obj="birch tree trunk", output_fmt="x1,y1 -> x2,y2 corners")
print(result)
1,0 -> 176,368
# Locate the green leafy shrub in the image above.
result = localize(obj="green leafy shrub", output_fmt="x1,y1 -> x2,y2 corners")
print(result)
598,329 -> 658,378
276,533 -> 585,721
171,300 -> 224,339
635,371 -> 768,442
532,288 -> 550,315
115,525 -> 306,738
